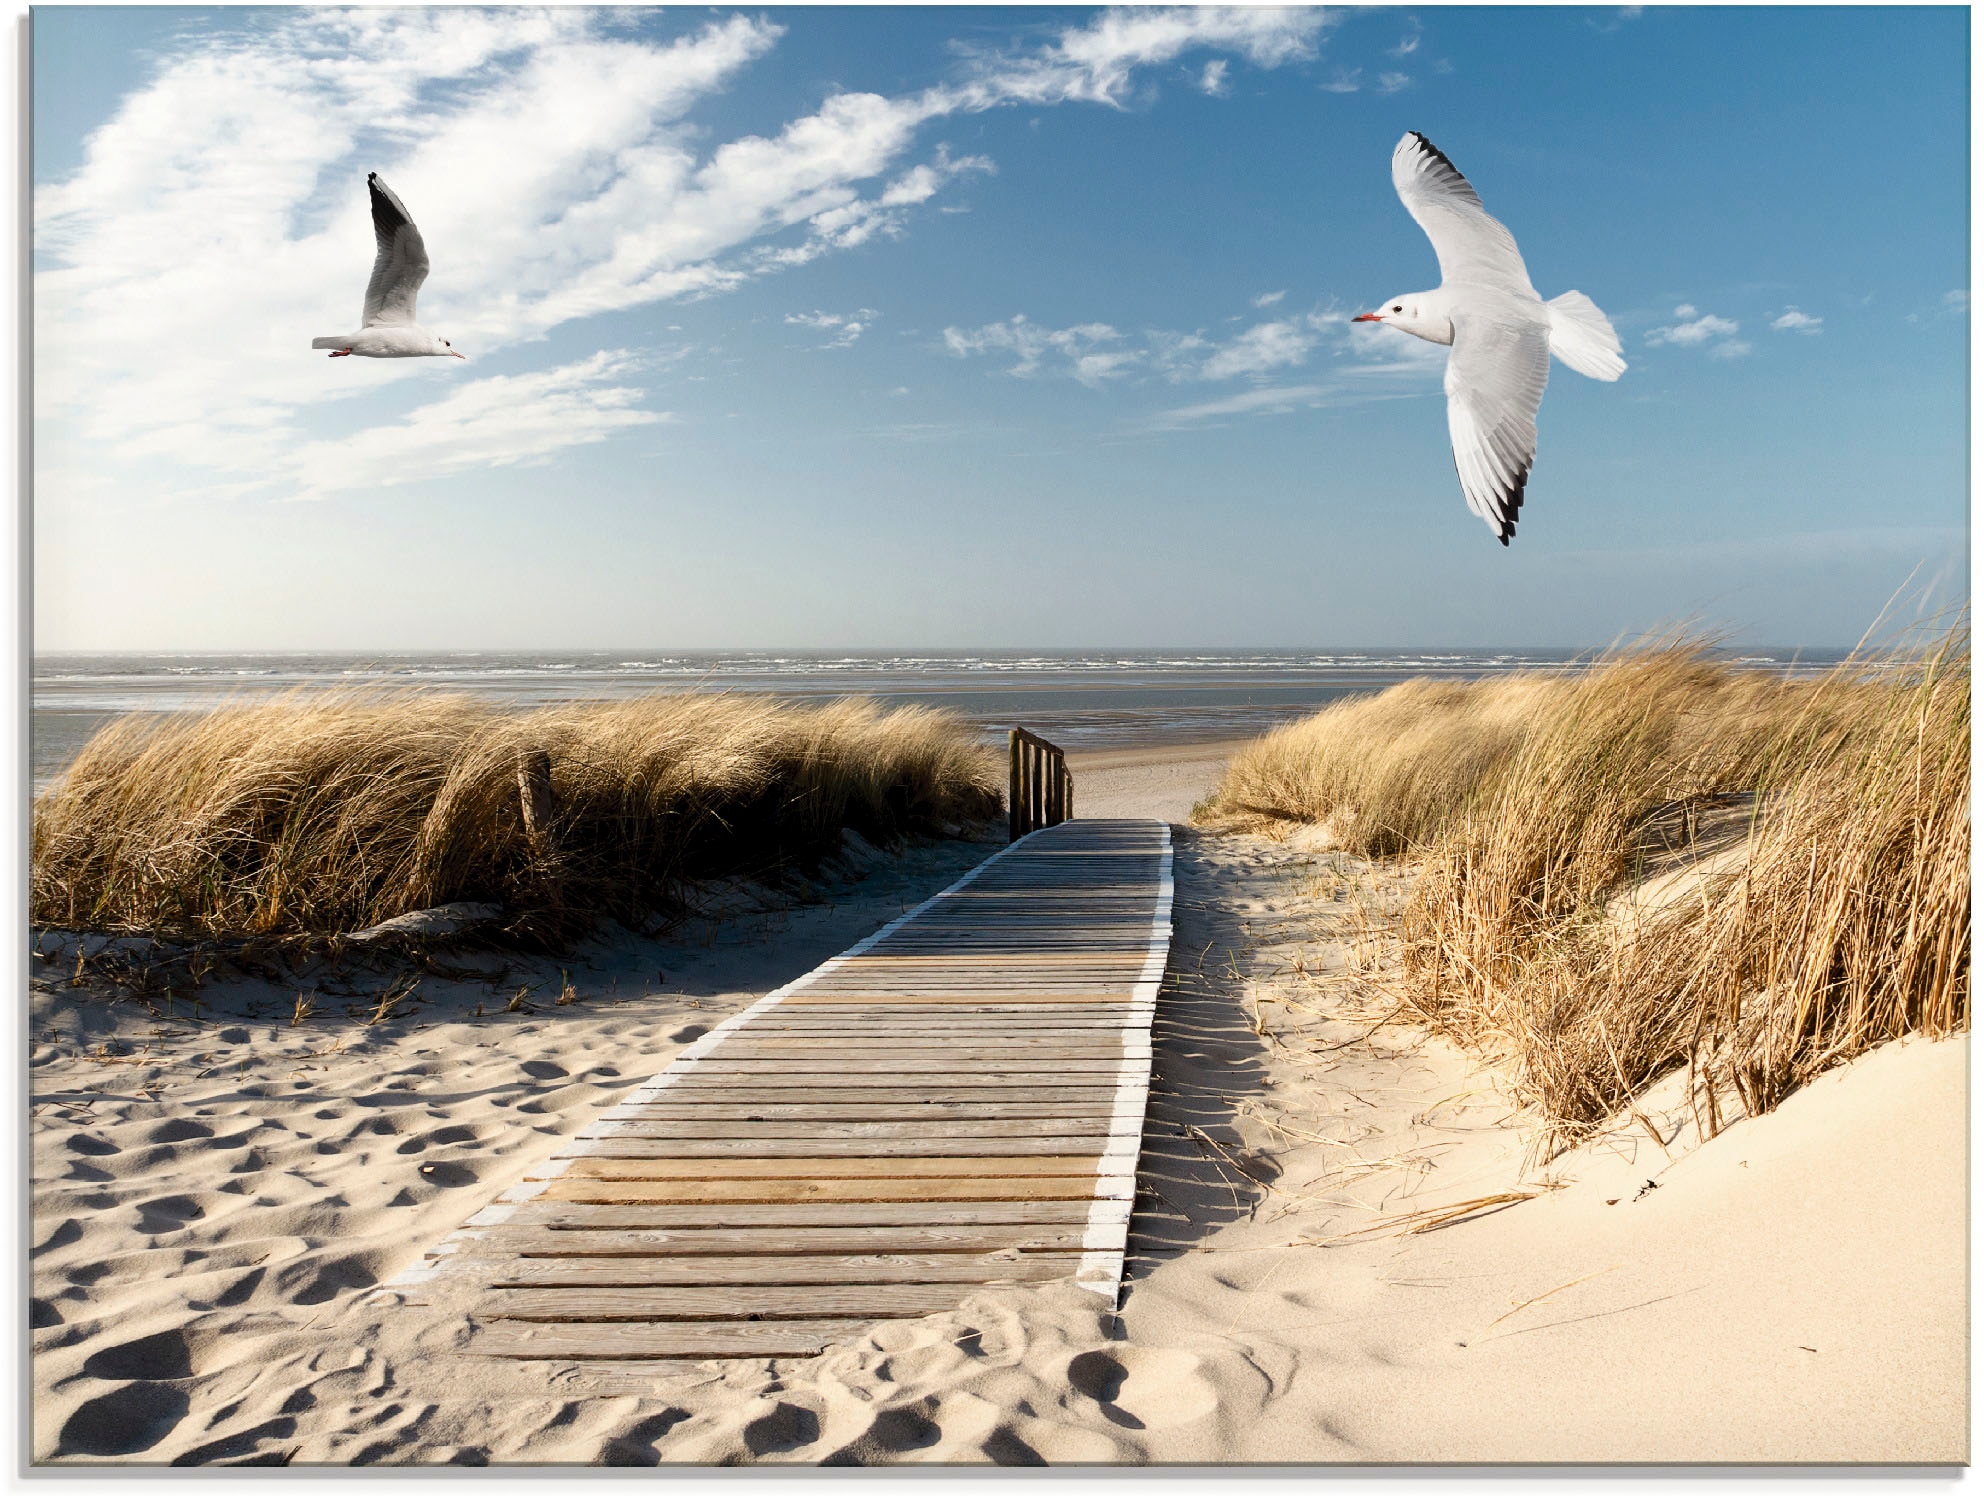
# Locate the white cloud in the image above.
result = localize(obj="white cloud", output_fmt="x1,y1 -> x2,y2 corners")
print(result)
1198,59 -> 1231,97
786,308 -> 880,347
1252,289 -> 1287,308
948,311 -> 1330,387
945,304 -> 1449,425
943,316 -> 1140,387
1589,6 -> 1645,34
1770,307 -> 1823,334
1943,290 -> 1969,314
1376,72 -> 1413,95
1198,317 -> 1318,380
1388,19 -> 1423,57
1645,305 -> 1742,349
1149,383 -> 1328,428
1319,67 -> 1363,94
38,5 -> 1332,506
1707,340 -> 1753,361
284,352 -> 667,500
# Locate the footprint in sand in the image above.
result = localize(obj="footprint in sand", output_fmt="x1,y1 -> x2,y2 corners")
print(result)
1066,1347 -> 1219,1430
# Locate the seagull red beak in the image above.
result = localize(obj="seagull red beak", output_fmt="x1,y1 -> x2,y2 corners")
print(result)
451,351 -> 467,358
1352,313 -> 1383,323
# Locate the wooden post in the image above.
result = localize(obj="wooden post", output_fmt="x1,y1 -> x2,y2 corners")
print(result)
1065,763 -> 1075,822
1049,748 -> 1064,824
1029,739 -> 1043,832
517,749 -> 556,848
1008,729 -> 1023,841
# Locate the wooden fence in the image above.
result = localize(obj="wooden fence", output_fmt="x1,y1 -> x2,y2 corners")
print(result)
1008,727 -> 1073,841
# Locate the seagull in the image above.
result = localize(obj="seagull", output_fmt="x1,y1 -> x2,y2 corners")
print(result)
1356,132 -> 1623,545
312,174 -> 465,360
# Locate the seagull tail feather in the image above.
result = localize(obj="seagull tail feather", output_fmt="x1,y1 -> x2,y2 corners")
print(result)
311,336 -> 351,350
1545,291 -> 1627,382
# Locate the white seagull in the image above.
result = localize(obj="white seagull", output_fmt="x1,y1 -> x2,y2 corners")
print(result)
312,174 -> 465,361
1356,132 -> 1623,545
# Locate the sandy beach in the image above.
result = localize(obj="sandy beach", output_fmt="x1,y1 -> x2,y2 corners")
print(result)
29,744 -> 1966,1464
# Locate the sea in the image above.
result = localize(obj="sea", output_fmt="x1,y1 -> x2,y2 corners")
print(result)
30,647 -> 1848,793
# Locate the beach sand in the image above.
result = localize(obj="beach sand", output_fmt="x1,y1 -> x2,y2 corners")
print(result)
29,747 -> 1966,1465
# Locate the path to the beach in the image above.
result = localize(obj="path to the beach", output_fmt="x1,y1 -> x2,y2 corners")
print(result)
386,818 -> 1174,1369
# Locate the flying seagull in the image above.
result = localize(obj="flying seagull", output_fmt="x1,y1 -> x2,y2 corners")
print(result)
312,174 -> 465,360
1356,132 -> 1623,545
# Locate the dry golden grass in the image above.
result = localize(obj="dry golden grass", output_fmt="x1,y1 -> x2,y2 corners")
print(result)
32,691 -> 1002,942
1199,628 -> 1970,1139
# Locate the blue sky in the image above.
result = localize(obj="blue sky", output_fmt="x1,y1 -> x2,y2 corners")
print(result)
32,5 -> 1969,651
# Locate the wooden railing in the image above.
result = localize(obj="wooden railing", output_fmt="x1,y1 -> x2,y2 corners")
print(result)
1008,727 -> 1074,841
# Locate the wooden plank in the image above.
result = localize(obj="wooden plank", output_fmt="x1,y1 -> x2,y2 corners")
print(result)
567,1136 -> 1110,1158
478,1225 -> 1092,1256
487,1284 -> 988,1322
545,1155 -> 1105,1181
535,1176 -> 1107,1205
491,1201 -> 1104,1229
778,992 -> 1139,1006
675,1058 -> 1130,1075
648,1080 -> 1128,1098
593,1118 -> 1116,1139
603,1087 -> 1134,1111
474,1320 -> 880,1361
491,1253 -> 1085,1287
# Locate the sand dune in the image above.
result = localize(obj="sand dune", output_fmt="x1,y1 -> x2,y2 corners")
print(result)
30,753 -> 1965,1464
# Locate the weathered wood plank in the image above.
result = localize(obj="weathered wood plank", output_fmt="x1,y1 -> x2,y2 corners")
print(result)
473,1320 -> 880,1361
544,1155 -> 1104,1181
487,1284 -> 982,1322
535,1176 -> 1108,1205
567,1136 -> 1111,1158
479,1225 -> 1093,1256
489,1200 -> 1106,1229
491,1253 -> 1084,1287
603,1087 -> 1134,1111
588,1118 -> 1120,1140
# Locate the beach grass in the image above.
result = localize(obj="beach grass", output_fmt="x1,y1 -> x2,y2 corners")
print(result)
31,691 -> 1003,942
1198,627 -> 1970,1138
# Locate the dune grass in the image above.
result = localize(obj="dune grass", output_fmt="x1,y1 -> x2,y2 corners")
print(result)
1198,628 -> 1970,1140
31,691 -> 1003,943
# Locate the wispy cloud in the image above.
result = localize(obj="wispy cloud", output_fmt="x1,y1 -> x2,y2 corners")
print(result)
943,316 -> 1141,387
1251,289 -> 1287,309
1770,306 -> 1823,334
1589,6 -> 1645,34
286,352 -> 666,500
38,5 -> 1334,504
1645,303 -> 1748,357
1148,383 -> 1328,428
786,309 -> 879,347
1319,66 -> 1364,93
1388,18 -> 1423,57
1376,71 -> 1413,94
1197,58 -> 1231,96
1197,317 -> 1319,380
946,303 -> 1448,426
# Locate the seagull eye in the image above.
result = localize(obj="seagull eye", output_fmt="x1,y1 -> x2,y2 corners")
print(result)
1393,304 -> 1404,313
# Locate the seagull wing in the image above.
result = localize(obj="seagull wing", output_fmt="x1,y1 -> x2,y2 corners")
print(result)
361,173 -> 430,328
1392,132 -> 1534,293
1445,310 -> 1551,545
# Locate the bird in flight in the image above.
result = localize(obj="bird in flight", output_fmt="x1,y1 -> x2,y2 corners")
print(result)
1356,132 -> 1623,545
312,174 -> 465,361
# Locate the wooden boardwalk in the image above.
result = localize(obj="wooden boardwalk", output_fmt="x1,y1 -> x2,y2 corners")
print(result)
391,818 -> 1173,1364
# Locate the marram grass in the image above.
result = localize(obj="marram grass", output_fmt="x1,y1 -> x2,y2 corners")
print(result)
1199,628 -> 1969,1138
32,691 -> 1002,942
